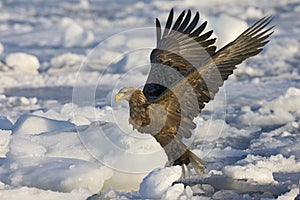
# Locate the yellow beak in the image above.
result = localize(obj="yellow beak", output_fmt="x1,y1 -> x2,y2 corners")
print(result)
115,93 -> 124,102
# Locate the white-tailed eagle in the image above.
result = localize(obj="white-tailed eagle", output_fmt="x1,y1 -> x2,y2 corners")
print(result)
115,9 -> 273,175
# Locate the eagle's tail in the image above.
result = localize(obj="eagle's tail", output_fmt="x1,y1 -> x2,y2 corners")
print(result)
187,149 -> 205,175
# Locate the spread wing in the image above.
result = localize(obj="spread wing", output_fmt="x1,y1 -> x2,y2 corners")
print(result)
143,9 -> 216,102
189,16 -> 274,104
153,13 -> 273,141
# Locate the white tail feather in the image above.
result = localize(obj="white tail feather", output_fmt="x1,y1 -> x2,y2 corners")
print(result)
188,150 -> 205,175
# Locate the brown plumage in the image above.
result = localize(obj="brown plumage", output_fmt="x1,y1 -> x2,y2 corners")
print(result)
115,9 -> 273,175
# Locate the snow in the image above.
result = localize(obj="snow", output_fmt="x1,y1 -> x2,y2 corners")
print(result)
223,164 -> 275,184
209,14 -> 248,48
277,187 -> 300,200
5,53 -> 40,75
0,130 -> 11,157
0,42 -> 4,55
161,183 -> 184,200
49,53 -> 85,73
0,186 -> 90,200
268,87 -> 300,113
60,18 -> 94,47
0,95 -> 38,109
0,0 -> 299,199
237,87 -> 300,127
0,157 -> 112,193
0,114 -> 113,194
12,114 -> 76,135
223,154 -> 300,184
139,166 -> 182,198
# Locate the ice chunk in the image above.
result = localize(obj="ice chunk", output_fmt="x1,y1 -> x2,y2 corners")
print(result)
242,154 -> 300,173
49,53 -> 85,73
0,157 -> 112,193
0,130 -> 11,157
268,87 -> 300,113
60,18 -> 94,47
244,6 -> 264,18
5,53 -> 40,75
223,164 -> 274,184
239,87 -> 300,127
139,166 -> 182,198
249,121 -> 300,158
209,14 -> 248,48
12,114 -> 76,135
79,123 -> 167,191
0,186 -> 91,200
223,154 -> 300,184
161,183 -> 184,200
0,95 -> 37,108
9,136 -> 47,157
194,119 -> 226,142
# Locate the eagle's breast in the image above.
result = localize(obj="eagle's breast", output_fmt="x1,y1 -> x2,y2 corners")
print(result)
128,90 -> 150,129
128,90 -> 167,135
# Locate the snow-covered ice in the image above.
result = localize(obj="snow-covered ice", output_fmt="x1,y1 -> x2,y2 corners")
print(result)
0,43 -> 4,55
60,17 -> 94,48
223,154 -> 300,184
49,53 -> 85,74
139,166 -> 182,198
5,53 -> 40,75
0,0 -> 299,199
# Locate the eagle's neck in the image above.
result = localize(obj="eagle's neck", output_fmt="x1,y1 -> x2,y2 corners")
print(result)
129,89 -> 148,105
128,89 -> 150,129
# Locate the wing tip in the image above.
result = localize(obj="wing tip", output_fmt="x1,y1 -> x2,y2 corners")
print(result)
170,8 -> 174,15
245,15 -> 274,36
156,18 -> 162,44
155,17 -> 160,25
187,9 -> 191,15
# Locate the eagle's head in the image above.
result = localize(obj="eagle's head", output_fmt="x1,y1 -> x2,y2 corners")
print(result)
115,87 -> 140,102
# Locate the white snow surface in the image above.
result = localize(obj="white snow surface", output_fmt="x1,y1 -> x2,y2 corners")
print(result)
5,53 -> 40,75
0,0 -> 299,199
0,43 -> 4,55
139,166 -> 182,198
223,154 -> 300,184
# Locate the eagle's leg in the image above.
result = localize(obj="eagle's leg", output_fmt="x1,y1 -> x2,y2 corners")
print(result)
187,150 -> 205,175
186,164 -> 191,177
164,161 -> 172,167
181,165 -> 186,179
181,164 -> 192,179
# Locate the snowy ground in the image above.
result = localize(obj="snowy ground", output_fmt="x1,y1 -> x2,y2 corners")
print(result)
0,0 -> 299,199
